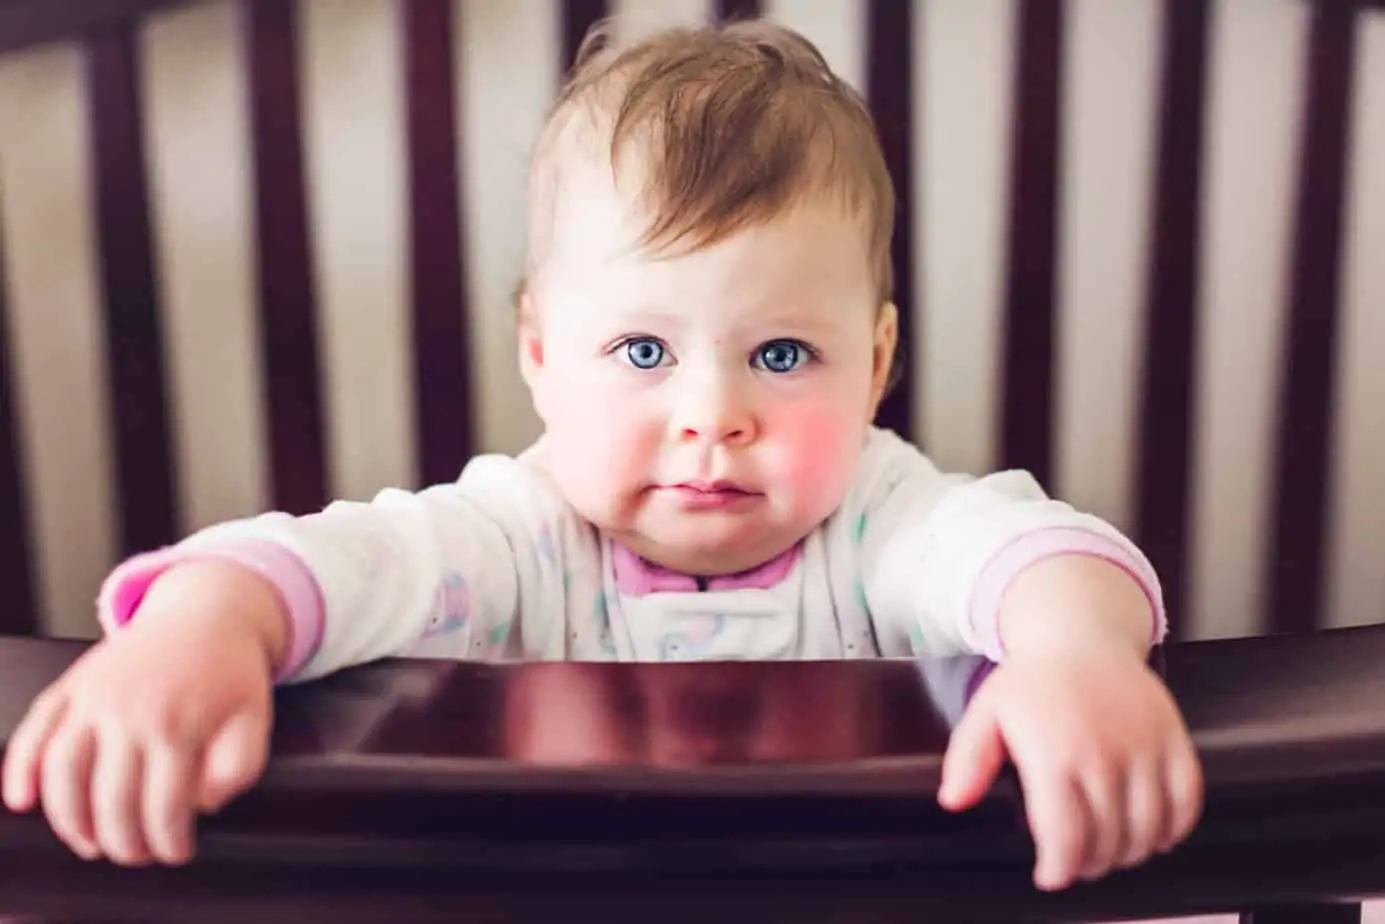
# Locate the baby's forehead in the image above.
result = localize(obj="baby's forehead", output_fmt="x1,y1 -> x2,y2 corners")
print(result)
528,100 -> 886,279
537,195 -> 879,340
550,181 -> 872,283
541,141 -> 873,266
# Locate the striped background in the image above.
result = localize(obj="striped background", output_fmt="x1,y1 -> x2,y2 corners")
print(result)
0,0 -> 1381,646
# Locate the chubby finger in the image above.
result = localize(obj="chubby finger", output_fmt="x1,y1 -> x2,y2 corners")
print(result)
38,723 -> 98,860
1077,767 -> 1127,881
91,739 -> 150,867
197,710 -> 270,813
938,703 -> 1006,812
1160,745 -> 1204,852
1116,762 -> 1164,869
142,743 -> 197,865
1022,771 -> 1092,892
3,690 -> 67,813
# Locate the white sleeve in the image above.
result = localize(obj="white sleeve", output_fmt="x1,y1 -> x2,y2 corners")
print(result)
97,454 -> 576,683
841,428 -> 1166,660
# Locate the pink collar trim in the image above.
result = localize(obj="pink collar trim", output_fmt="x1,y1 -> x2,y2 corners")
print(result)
611,541 -> 802,596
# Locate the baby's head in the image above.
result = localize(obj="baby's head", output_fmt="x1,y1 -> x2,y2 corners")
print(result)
517,20 -> 898,576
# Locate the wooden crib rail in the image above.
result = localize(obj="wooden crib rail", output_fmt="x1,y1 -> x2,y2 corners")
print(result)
0,0 -> 194,55
0,627 -> 1382,922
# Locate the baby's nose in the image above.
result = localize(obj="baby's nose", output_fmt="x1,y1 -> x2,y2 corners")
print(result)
675,394 -> 755,444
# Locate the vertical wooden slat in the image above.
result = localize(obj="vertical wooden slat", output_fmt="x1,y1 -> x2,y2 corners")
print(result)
300,0 -> 414,501
1324,9 -> 1385,631
455,0 -> 552,456
1054,0 -> 1162,531
243,0 -> 328,516
1266,1 -> 1358,636
85,24 -> 180,556
562,0 -> 607,75
716,0 -> 760,22
916,0 -> 1014,475
140,0 -> 272,531
866,0 -> 914,442
0,46 -> 119,639
999,0 -> 1062,488
1134,0 -> 1211,641
0,187 -> 37,636
403,0 -> 472,485
1188,0 -> 1310,642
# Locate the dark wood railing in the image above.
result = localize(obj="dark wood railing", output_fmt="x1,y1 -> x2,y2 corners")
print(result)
0,0 -> 195,55
0,627 -> 1382,922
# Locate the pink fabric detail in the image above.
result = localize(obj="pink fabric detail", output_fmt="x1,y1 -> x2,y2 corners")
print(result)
97,539 -> 325,682
967,527 -> 1166,662
611,541 -> 803,596
965,658 -> 996,704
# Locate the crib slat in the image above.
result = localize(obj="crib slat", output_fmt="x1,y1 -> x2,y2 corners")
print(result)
86,23 -> 180,557
0,186 -> 37,636
1188,0 -> 1310,642
1134,0 -> 1212,641
717,0 -> 760,22
403,0 -> 473,485
866,0 -> 915,442
562,0 -> 608,75
999,0 -> 1062,489
243,0 -> 328,516
1266,1 -> 1359,636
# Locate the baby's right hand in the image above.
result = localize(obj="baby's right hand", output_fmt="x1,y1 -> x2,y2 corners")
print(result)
1,560 -> 287,867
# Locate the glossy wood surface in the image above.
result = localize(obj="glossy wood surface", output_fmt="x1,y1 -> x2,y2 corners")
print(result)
0,627 -> 1381,922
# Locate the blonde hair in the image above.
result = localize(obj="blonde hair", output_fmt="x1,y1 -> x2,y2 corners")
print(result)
522,18 -> 896,306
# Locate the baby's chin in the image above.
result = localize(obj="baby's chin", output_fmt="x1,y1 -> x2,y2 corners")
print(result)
610,521 -> 809,577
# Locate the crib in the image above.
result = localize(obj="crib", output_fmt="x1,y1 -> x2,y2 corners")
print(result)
0,0 -> 1382,920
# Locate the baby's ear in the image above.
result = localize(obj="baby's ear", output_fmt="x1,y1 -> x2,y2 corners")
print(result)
870,301 -> 899,407
515,287 -> 545,384
516,289 -> 558,425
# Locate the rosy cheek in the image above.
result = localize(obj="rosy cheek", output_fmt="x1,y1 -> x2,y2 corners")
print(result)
544,376 -> 659,495
770,404 -> 863,508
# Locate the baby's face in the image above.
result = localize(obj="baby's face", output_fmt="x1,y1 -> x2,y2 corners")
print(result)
522,167 -> 894,576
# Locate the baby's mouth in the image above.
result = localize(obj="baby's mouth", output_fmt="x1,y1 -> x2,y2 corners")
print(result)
658,481 -> 762,510
675,479 -> 751,495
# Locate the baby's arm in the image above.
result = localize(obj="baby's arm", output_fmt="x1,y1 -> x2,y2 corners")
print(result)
847,430 -> 1164,660
1,454 -> 571,868
847,431 -> 1198,891
98,454 -> 568,682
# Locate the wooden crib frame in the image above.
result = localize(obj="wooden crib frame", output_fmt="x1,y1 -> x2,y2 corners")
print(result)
0,625 -> 1382,922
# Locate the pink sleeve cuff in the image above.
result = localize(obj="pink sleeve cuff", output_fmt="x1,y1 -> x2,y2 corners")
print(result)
966,527 -> 1166,662
97,538 -> 326,682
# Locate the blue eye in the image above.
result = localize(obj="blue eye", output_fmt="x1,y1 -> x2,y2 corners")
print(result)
754,340 -> 808,373
621,337 -> 668,370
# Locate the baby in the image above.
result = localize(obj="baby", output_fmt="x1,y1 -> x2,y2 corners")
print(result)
0,20 -> 1201,891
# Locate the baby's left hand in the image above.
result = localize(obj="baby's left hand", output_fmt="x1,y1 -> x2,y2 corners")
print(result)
936,648 -> 1203,891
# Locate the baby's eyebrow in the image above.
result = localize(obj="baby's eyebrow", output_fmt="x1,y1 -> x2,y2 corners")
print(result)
603,308 -> 689,330
739,307 -> 849,336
